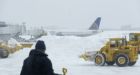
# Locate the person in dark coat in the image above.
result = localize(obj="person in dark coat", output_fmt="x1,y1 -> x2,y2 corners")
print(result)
20,40 -> 60,75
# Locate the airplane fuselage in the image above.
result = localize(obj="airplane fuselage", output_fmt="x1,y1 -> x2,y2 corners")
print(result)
48,30 -> 101,37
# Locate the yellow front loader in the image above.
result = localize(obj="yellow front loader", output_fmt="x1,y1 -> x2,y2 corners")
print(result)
80,38 -> 138,67
0,41 -> 33,58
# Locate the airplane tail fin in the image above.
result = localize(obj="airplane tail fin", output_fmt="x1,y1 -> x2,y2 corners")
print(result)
88,17 -> 101,30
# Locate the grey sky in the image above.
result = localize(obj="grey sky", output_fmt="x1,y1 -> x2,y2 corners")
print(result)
0,0 -> 140,29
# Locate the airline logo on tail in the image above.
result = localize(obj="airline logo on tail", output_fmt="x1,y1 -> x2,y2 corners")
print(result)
89,17 -> 101,30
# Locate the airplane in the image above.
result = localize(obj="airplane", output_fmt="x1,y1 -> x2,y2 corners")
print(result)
48,17 -> 102,37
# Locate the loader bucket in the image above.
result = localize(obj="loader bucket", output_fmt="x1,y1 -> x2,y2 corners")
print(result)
79,51 -> 97,61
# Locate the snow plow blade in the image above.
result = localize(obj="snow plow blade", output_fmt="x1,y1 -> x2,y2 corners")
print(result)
79,51 -> 97,61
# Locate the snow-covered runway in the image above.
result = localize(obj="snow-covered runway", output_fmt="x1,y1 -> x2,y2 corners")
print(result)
1,31 -> 140,75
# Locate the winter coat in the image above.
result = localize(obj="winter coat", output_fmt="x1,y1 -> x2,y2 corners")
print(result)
20,49 -> 59,75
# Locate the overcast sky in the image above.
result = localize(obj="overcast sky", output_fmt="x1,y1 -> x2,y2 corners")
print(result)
0,0 -> 140,29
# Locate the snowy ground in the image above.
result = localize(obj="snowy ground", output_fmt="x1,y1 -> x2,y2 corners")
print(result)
1,31 -> 140,75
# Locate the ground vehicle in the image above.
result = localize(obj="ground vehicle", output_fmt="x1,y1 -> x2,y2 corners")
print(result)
0,41 -> 33,58
128,33 -> 140,53
80,38 -> 138,67
0,42 -> 21,58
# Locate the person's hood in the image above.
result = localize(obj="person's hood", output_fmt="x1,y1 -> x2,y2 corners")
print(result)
29,49 -> 48,57
35,40 -> 46,51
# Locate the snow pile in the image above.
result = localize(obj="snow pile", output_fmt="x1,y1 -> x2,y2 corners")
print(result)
19,35 -> 33,40
8,38 -> 22,48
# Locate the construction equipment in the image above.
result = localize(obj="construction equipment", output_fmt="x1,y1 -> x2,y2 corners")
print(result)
20,42 -> 34,48
80,38 -> 138,67
0,39 -> 33,58
128,33 -> 140,53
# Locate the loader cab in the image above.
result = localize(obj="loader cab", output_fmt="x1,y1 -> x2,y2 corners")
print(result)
109,38 -> 126,48
129,33 -> 140,41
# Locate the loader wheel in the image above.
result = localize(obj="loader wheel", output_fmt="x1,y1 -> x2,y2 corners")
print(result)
0,48 -> 9,58
128,62 -> 136,66
115,54 -> 129,67
94,53 -> 105,66
106,61 -> 115,66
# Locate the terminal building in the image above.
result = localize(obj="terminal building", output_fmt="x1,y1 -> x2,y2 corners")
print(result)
0,21 -> 26,41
